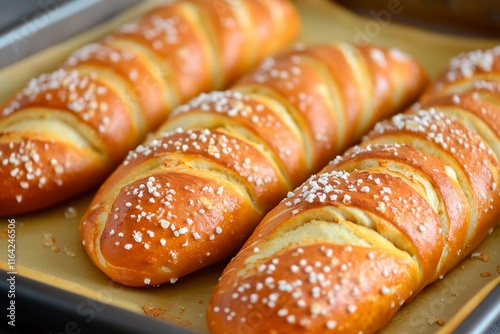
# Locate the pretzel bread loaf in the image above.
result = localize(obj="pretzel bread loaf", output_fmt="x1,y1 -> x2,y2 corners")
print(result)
79,43 -> 427,287
0,0 -> 299,216
207,46 -> 500,333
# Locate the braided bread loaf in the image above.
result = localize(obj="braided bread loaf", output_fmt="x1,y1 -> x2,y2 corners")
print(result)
79,43 -> 427,287
0,0 -> 299,216
207,46 -> 500,333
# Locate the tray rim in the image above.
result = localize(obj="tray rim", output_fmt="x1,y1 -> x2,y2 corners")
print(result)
0,268 -> 498,333
0,269 -> 197,334
0,0 -> 141,69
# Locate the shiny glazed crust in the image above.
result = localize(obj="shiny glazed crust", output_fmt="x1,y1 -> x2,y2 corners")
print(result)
0,0 -> 300,216
207,46 -> 500,333
79,43 -> 427,287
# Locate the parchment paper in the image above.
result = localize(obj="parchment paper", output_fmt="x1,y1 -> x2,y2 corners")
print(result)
0,0 -> 499,333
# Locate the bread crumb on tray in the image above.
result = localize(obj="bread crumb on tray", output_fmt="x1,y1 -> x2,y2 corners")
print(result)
427,318 -> 447,326
470,252 -> 490,262
42,233 -> 76,257
435,320 -> 446,326
42,233 -> 56,247
142,305 -> 167,320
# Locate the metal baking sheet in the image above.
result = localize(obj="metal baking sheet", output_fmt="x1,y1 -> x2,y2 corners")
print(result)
0,0 -> 140,68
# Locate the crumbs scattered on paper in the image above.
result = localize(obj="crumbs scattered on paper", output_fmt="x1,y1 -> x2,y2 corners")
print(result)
427,318 -> 446,326
42,233 -> 75,256
42,233 -> 56,247
470,252 -> 489,262
142,305 -> 166,319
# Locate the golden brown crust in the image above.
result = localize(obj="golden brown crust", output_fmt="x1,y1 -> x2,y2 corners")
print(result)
111,2 -> 214,103
208,46 -> 500,334
120,129 -> 290,212
162,90 -> 306,186
62,42 -> 169,130
89,171 -> 263,286
330,143 -> 470,276
235,49 -> 342,173
0,0 -> 300,216
247,169 -> 443,284
0,138 -> 107,216
367,109 -> 500,250
420,46 -> 500,101
420,92 -> 500,136
1,69 -> 141,162
79,42 -> 427,288
355,45 -> 428,138
234,43 -> 427,173
208,243 -> 419,334
81,128 -> 285,286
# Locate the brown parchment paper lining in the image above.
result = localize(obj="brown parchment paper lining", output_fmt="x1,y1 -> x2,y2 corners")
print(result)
0,0 -> 499,333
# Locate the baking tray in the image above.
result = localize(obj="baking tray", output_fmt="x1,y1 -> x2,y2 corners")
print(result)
0,0 -> 140,68
0,0 -> 499,333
